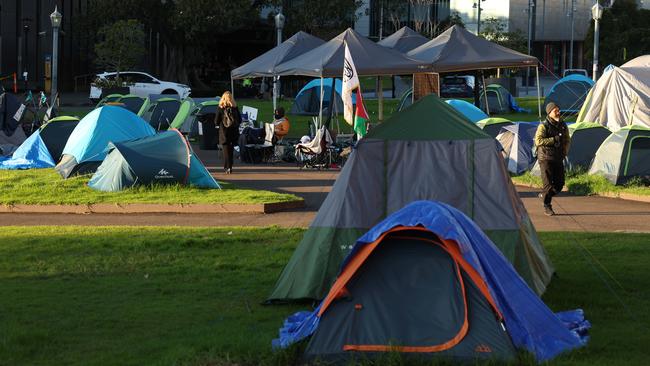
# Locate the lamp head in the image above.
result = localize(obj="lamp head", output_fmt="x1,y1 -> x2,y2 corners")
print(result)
50,6 -> 62,28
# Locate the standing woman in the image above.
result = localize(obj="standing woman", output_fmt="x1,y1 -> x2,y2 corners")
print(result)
215,91 -> 241,174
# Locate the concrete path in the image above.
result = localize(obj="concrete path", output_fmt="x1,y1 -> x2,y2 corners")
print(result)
1,155 -> 649,233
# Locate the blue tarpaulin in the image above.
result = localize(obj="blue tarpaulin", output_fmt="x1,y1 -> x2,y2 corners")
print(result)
0,130 -> 55,169
274,201 -> 589,362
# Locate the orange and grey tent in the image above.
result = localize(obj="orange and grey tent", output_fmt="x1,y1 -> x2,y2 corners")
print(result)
274,201 -> 589,363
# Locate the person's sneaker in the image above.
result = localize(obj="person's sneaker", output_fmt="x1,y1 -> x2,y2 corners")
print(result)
544,205 -> 555,216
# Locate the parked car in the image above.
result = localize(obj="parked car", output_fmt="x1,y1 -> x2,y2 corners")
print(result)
563,69 -> 589,78
440,75 -> 475,98
89,71 -> 191,102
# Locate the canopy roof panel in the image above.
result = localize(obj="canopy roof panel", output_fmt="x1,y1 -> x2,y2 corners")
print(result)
274,28 -> 433,77
407,25 -> 538,72
231,31 -> 325,79
377,26 -> 430,53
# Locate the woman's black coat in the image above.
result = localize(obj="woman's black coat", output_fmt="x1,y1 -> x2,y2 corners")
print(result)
214,106 -> 241,145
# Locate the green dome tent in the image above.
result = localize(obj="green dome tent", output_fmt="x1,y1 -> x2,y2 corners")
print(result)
88,129 -> 219,191
267,94 -> 554,302
476,117 -> 513,138
117,95 -> 149,115
588,125 -> 650,184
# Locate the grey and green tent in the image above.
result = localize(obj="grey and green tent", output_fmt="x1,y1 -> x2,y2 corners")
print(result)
95,94 -> 124,108
268,94 -> 554,302
476,117 -> 513,138
480,84 -> 511,114
169,99 -> 220,136
117,94 -> 149,115
142,97 -> 181,131
531,122 -> 611,174
588,125 -> 650,184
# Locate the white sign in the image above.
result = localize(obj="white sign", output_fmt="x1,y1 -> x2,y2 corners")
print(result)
13,104 -> 26,122
242,106 -> 258,123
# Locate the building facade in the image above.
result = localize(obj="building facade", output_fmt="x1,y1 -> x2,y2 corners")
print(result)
354,0 -> 638,76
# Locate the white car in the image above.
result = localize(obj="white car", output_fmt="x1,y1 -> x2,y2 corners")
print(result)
89,71 -> 191,102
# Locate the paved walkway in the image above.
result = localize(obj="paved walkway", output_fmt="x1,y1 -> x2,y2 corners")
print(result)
1,153 -> 649,232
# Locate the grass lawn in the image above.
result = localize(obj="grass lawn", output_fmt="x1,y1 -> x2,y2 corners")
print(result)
0,170 -> 299,205
512,172 -> 650,197
0,227 -> 648,365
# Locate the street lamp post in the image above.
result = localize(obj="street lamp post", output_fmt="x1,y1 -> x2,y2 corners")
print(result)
568,0 -> 575,69
273,11 -> 285,112
473,0 -> 484,34
526,0 -> 534,93
592,1 -> 603,81
50,6 -> 62,100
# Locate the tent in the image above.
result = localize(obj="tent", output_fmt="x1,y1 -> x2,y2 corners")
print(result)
117,94 -> 149,115
408,25 -> 538,72
531,122 -> 611,174
274,28 -> 432,78
290,79 -> 356,116
578,55 -> 650,132
170,99 -> 220,136
0,92 -> 27,155
274,201 -> 588,363
544,75 -> 594,114
143,97 -> 181,130
95,94 -> 124,108
89,129 -> 219,191
231,31 -> 325,79
56,106 -> 156,178
588,125 -> 650,185
377,26 -> 430,53
268,94 -> 554,303
479,84 -> 527,114
445,99 -> 488,123
496,122 -> 538,175
476,117 -> 513,138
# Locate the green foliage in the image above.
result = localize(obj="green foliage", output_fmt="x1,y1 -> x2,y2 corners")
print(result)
270,0 -> 364,39
0,170 -> 300,205
0,227 -> 649,365
480,17 -> 527,54
583,0 -> 650,67
94,19 -> 146,74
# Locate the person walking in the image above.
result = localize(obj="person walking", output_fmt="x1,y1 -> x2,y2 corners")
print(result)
535,102 -> 571,216
215,91 -> 241,174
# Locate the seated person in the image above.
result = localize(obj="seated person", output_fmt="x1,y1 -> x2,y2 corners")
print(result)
272,107 -> 290,140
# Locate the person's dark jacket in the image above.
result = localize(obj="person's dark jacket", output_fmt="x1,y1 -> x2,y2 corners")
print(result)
534,116 -> 571,161
215,106 -> 241,145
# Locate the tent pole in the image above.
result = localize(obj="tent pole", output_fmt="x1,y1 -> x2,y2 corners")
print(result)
377,76 -> 383,122
325,78 -> 336,129
481,71 -> 490,115
230,77 -> 234,98
536,66 -> 541,120
319,76 -> 324,128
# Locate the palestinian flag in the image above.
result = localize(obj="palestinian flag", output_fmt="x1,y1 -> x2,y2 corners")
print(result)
354,89 -> 369,137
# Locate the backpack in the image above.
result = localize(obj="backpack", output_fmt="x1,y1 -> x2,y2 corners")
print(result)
222,107 -> 235,128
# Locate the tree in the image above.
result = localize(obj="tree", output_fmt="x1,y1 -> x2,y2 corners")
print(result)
479,17 -> 527,54
94,19 -> 146,77
583,0 -> 650,67
273,0 -> 363,40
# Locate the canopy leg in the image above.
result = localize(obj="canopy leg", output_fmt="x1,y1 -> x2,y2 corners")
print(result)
230,77 -> 234,98
536,66 -> 542,120
482,72 -> 490,115
319,77 -> 324,128
377,76 -> 383,122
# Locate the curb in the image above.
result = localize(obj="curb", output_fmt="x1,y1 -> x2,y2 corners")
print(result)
0,200 -> 305,214
513,183 -> 650,204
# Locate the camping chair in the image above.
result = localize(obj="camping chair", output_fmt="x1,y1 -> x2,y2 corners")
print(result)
244,123 -> 282,163
295,125 -> 335,170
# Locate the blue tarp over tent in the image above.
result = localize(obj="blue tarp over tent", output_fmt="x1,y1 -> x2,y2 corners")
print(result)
55,106 -> 156,178
0,130 -> 55,169
446,99 -> 489,123
289,78 -> 355,116
274,201 -> 589,362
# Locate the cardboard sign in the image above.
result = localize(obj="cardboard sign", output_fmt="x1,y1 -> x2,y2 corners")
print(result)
13,104 -> 26,122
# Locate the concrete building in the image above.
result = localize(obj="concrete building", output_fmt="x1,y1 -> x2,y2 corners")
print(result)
354,0 -> 638,76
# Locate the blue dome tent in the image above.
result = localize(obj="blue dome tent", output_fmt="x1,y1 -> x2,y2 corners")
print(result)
445,99 -> 489,123
55,106 -> 156,178
544,75 -> 594,114
290,78 -> 355,116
